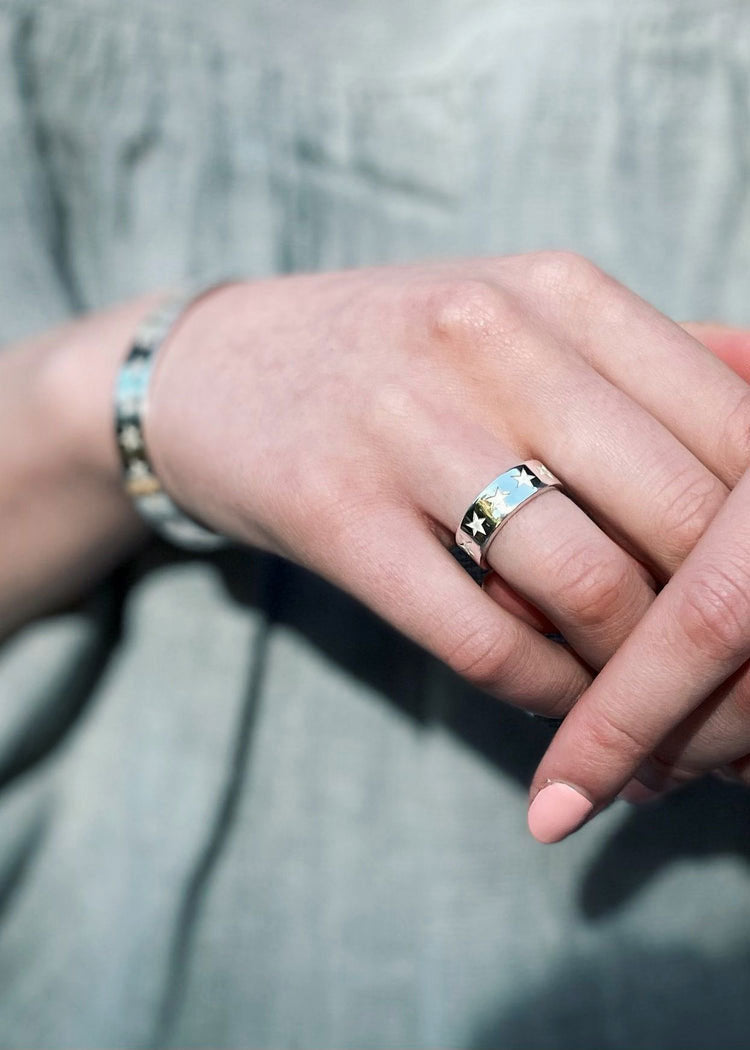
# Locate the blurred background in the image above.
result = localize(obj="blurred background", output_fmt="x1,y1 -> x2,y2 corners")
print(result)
0,1 -> 749,1047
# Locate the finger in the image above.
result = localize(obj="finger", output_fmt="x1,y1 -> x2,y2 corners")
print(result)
437,520 -> 554,630
485,491 -> 655,669
396,404 -> 655,671
502,254 -> 750,488
526,468 -> 750,842
479,573 -> 556,632
619,670 -> 743,789
320,500 -> 592,714
507,348 -> 729,579
420,279 -> 729,580
680,322 -> 750,384
626,659 -> 750,790
589,307 -> 750,781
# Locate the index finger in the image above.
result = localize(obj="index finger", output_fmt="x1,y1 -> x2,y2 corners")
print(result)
526,466 -> 750,843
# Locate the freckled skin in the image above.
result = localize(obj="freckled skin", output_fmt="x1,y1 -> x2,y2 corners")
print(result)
4,262 -> 750,829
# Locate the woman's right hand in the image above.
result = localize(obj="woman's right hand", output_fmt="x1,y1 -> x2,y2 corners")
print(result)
143,254 -> 750,717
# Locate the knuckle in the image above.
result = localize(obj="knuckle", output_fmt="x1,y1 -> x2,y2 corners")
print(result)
314,493 -> 406,582
659,469 -> 726,562
425,278 -> 524,350
542,688 -> 580,721
285,483 -> 352,561
581,705 -> 653,772
361,379 -> 423,443
550,542 -> 635,628
673,565 -> 750,662
444,617 -> 515,691
720,389 -> 750,483
282,450 -> 392,563
518,250 -> 624,331
523,249 -> 608,298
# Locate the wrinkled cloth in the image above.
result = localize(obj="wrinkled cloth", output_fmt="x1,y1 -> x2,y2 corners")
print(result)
1,1 -> 750,1047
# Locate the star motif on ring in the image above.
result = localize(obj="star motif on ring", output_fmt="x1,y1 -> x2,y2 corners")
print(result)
513,468 -> 536,489
485,487 -> 510,517
466,511 -> 487,537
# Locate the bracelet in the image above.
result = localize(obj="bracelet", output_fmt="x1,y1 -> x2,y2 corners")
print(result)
114,281 -> 232,551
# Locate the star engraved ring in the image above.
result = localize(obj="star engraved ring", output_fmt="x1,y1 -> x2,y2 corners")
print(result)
455,460 -> 563,569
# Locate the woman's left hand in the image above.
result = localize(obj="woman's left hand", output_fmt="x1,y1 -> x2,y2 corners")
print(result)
528,323 -> 750,841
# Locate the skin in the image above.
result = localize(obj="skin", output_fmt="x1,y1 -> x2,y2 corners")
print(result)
0,293 -> 157,637
4,255 -> 750,818
530,323 -> 750,832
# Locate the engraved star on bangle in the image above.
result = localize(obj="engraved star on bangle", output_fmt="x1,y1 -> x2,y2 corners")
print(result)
512,467 -> 536,489
119,424 -> 143,453
127,459 -> 152,479
127,356 -> 149,374
118,396 -> 141,419
466,511 -> 487,537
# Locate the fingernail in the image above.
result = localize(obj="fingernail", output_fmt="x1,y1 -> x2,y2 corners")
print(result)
527,781 -> 594,843
617,778 -> 663,805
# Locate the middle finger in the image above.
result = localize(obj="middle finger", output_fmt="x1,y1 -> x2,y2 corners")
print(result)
504,346 -> 730,581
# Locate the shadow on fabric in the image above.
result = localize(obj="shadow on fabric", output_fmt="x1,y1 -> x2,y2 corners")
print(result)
210,544 -> 750,920
3,542 -> 750,1049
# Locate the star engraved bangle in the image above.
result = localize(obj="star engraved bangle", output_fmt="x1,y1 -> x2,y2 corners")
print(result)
114,281 -> 233,551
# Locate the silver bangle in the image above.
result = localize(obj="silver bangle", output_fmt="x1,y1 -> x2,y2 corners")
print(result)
114,280 -> 233,551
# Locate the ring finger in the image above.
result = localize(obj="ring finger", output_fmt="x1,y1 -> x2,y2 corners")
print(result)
403,407 -> 656,671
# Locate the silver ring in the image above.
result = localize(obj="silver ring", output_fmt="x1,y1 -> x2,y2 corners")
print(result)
455,459 -> 563,568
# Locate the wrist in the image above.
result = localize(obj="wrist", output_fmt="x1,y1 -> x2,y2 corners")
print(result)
144,280 -> 249,535
40,292 -> 170,491
114,281 -> 239,550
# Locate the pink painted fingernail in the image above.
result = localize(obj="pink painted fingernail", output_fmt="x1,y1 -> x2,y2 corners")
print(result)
617,778 -> 664,805
527,782 -> 594,843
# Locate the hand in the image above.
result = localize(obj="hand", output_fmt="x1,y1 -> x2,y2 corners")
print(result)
144,257 -> 750,724
527,322 -> 750,841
